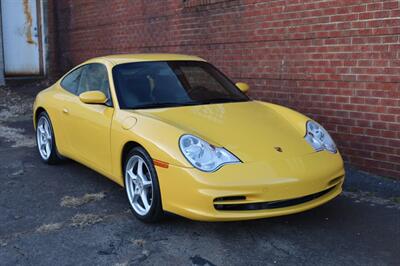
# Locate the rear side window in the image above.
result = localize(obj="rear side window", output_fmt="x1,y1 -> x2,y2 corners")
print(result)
60,67 -> 82,95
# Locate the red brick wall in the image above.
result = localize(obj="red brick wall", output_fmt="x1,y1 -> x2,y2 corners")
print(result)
48,0 -> 400,178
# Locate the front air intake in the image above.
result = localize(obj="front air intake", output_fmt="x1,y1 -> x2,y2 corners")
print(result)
214,186 -> 336,211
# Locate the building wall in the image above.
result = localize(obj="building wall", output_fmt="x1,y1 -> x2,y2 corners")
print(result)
46,0 -> 59,79
49,0 -> 400,178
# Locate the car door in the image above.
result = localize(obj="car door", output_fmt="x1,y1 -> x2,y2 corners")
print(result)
54,65 -> 84,156
61,63 -> 114,174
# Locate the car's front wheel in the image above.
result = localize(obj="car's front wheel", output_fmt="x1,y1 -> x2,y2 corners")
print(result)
35,112 -> 62,164
124,147 -> 164,222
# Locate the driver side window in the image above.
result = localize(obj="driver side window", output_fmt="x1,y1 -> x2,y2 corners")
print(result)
61,63 -> 112,106
78,64 -> 112,105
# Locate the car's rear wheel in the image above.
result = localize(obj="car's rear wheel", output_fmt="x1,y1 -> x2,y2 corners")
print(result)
124,147 -> 163,222
36,112 -> 62,164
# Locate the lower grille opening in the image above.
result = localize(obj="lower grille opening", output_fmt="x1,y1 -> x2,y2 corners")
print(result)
214,186 -> 336,211
214,195 -> 246,202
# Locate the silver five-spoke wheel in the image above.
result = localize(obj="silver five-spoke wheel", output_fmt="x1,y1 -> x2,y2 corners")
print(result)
125,155 -> 153,216
36,116 -> 53,160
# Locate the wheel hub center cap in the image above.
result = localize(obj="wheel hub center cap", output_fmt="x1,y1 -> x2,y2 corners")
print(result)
136,179 -> 143,193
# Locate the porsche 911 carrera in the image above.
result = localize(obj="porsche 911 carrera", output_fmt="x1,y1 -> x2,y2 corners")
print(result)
33,54 -> 345,222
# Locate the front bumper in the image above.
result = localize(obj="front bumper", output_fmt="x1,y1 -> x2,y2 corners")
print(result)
156,151 -> 345,221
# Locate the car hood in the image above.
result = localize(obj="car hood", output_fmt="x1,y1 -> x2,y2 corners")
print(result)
134,101 -> 315,163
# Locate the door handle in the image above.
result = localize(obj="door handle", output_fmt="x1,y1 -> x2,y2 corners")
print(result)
62,108 -> 69,114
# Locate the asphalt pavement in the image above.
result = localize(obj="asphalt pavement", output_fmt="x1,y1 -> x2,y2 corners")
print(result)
0,81 -> 399,266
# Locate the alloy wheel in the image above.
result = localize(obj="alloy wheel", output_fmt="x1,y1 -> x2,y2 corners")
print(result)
125,155 -> 154,216
36,116 -> 52,160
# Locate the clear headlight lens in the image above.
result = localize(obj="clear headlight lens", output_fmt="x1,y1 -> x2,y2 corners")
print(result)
179,134 -> 240,172
305,121 -> 337,153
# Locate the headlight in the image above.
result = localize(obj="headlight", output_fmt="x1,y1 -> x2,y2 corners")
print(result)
305,121 -> 337,153
179,134 -> 240,172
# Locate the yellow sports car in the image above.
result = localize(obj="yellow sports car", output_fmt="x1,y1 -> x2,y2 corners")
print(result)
33,54 -> 345,222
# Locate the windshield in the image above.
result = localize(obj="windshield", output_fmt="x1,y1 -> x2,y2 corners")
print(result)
112,61 -> 249,109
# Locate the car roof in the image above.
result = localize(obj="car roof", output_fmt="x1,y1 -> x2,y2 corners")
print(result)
95,53 -> 206,65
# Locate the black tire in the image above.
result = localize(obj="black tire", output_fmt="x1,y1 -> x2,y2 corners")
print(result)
123,147 -> 164,222
35,111 -> 62,164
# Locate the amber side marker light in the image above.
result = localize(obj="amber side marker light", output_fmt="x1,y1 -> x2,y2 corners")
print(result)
153,159 -> 169,168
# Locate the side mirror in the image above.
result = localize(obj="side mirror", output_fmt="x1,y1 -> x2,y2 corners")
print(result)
235,82 -> 250,93
79,91 -> 107,104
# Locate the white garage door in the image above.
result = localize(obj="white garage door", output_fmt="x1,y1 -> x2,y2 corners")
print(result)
1,0 -> 43,76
